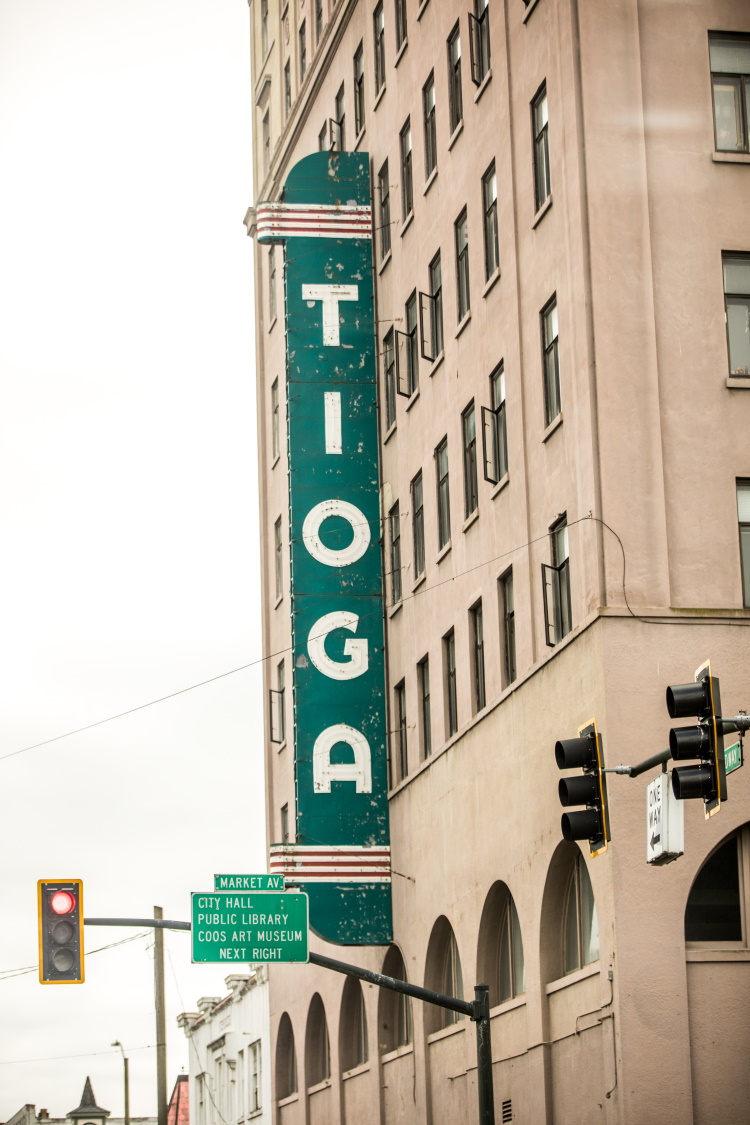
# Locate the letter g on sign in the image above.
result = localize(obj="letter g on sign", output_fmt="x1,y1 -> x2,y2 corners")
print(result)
302,499 -> 370,567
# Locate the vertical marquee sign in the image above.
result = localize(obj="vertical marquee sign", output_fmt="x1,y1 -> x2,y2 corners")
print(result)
258,152 -> 392,945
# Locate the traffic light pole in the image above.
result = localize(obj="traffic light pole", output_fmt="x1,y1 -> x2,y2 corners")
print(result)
83,918 -> 496,1125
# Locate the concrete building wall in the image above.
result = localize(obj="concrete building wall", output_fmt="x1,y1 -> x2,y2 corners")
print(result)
246,1 -> 750,1122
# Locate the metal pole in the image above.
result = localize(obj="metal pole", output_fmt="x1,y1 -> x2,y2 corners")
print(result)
154,906 -> 168,1125
124,1056 -> 130,1125
473,984 -> 495,1125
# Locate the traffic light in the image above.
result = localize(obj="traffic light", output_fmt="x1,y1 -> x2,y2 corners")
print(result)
38,880 -> 84,984
555,719 -> 610,857
667,660 -> 726,816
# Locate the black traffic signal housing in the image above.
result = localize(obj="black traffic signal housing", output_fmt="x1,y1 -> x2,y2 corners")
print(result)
555,719 -> 610,857
38,880 -> 84,984
667,661 -> 726,817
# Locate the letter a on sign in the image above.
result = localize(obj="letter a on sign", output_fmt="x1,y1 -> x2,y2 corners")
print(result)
257,153 -> 392,945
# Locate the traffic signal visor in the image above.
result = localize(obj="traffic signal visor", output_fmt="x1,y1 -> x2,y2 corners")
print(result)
38,880 -> 84,984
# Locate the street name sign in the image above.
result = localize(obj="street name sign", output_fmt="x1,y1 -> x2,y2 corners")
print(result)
647,772 -> 684,865
724,740 -> 743,775
214,874 -> 285,891
191,891 -> 308,964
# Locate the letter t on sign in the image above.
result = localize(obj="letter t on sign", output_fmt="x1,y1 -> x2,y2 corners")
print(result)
302,284 -> 359,346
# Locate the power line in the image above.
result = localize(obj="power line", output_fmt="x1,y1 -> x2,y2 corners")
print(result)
0,1043 -> 155,1066
0,931 -> 151,982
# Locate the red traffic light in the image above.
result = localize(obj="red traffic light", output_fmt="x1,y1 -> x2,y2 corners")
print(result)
49,890 -> 76,915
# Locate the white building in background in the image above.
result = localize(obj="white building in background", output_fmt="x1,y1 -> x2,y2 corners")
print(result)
177,969 -> 271,1125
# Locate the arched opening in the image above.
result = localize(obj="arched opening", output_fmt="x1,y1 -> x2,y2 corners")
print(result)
685,828 -> 748,942
424,916 -> 464,1033
275,1012 -> 297,1100
563,850 -> 599,973
304,992 -> 331,1088
477,881 -> 526,1007
339,975 -> 369,1071
540,841 -> 599,983
378,943 -> 412,1053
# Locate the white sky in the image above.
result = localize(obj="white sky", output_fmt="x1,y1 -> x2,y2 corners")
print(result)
0,0 -> 265,1114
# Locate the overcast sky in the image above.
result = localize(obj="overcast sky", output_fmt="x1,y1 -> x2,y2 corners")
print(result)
0,0 -> 264,1114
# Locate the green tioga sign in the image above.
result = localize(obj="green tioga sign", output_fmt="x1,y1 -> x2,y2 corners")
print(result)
258,153 -> 391,945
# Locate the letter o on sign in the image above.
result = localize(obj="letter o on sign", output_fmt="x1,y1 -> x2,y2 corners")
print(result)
302,499 -> 371,567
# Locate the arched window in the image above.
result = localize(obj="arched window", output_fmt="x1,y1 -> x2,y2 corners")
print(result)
275,1012 -> 297,1099
424,916 -> 464,1032
339,976 -> 369,1071
564,852 -> 599,973
476,882 -> 525,1007
378,944 -> 412,1053
304,993 -> 330,1088
686,826 -> 750,943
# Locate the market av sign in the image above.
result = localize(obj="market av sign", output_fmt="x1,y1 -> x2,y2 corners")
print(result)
258,153 -> 392,945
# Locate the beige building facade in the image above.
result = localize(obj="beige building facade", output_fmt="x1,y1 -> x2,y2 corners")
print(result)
245,1 -> 750,1122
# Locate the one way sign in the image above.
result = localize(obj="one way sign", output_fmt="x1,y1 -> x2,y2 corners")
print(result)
647,772 -> 684,865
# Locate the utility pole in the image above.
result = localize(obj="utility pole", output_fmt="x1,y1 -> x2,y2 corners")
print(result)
154,906 -> 167,1125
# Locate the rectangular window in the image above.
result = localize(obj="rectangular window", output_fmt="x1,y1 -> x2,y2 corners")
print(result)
271,378 -> 280,460
418,656 -> 432,757
384,327 -> 396,428
396,290 -> 418,395
331,84 -> 345,151
400,117 -> 413,218
543,516 -> 571,646
447,23 -> 463,134
274,517 -> 283,600
374,3 -> 386,92
462,401 -> 478,517
470,600 -> 486,712
412,470 -> 425,579
436,437 -> 451,549
709,34 -> 750,153
390,501 -> 402,604
318,121 -> 328,151
482,161 -> 499,279
262,110 -> 271,175
455,208 -> 470,321
378,159 -> 391,259
281,802 -> 289,843
395,0 -> 407,50
394,681 -> 408,782
541,296 -> 560,425
423,71 -> 437,178
277,660 -> 286,743
738,480 -> 750,607
444,629 -> 457,737
268,245 -> 277,323
723,253 -> 750,376
315,0 -> 324,43
500,569 -> 516,685
270,655 -> 285,743
249,1040 -> 262,1111
469,0 -> 491,87
284,60 -> 292,119
430,251 -> 444,358
482,362 -> 507,483
261,0 -> 269,56
354,43 -> 365,135
532,83 -> 551,211
299,21 -> 307,82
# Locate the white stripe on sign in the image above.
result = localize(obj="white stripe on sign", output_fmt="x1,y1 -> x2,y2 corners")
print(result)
256,202 -> 372,241
269,844 -> 391,883
324,392 -> 342,454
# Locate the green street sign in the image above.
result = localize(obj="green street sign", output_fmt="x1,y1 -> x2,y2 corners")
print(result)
214,874 -> 285,891
191,891 -> 308,964
724,740 -> 743,775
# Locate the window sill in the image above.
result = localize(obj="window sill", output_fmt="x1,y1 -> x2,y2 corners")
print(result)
412,572 -> 427,593
447,120 -> 464,151
277,1094 -> 299,1108
374,84 -> 387,112
405,385 -> 420,411
342,1061 -> 371,1081
400,210 -> 415,238
712,151 -> 750,165
436,541 -> 452,564
545,961 -> 600,995
394,38 -> 408,68
381,1043 -> 414,1064
542,412 -> 563,442
489,994 -> 526,1018
685,946 -> 750,962
727,376 -> 750,388
428,350 -> 445,377
462,508 -> 480,533
271,452 -> 281,469
532,194 -> 553,228
423,166 -> 438,196
378,248 -> 392,275
275,739 -> 287,755
482,268 -> 501,298
268,314 -> 278,333
491,473 -> 509,499
387,599 -> 403,619
455,310 -> 472,339
427,1020 -> 466,1045
274,594 -> 283,609
473,69 -> 492,104
523,0 -> 542,23
354,126 -> 366,151
417,0 -> 431,20
306,1080 -> 332,1096
248,1110 -> 263,1121
383,419 -> 397,445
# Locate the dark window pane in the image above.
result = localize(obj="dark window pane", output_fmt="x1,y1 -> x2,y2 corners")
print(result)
685,837 -> 742,942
